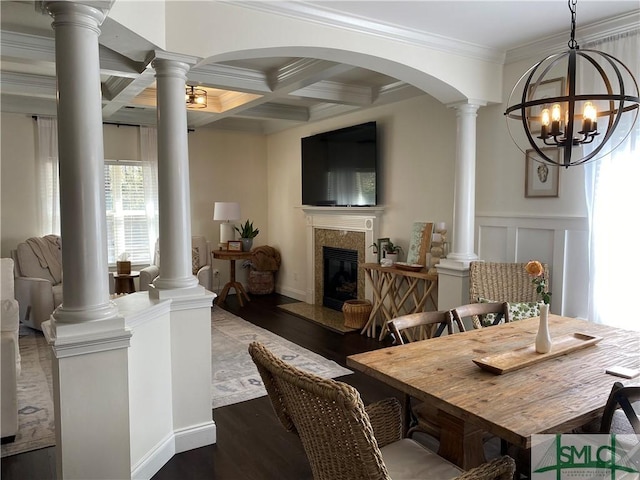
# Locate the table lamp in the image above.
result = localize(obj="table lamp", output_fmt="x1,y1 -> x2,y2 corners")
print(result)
213,202 -> 240,247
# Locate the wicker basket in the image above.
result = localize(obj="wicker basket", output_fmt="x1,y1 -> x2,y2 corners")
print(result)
248,270 -> 275,295
342,299 -> 372,329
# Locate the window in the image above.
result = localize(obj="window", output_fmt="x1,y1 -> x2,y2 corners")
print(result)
105,160 -> 155,265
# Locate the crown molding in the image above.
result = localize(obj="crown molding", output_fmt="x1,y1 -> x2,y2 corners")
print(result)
224,1 -> 506,65
506,11 -> 640,64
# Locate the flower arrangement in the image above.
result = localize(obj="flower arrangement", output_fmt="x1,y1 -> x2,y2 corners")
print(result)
525,260 -> 551,304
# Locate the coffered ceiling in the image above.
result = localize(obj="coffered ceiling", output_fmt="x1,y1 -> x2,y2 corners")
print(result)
1,1 -> 637,134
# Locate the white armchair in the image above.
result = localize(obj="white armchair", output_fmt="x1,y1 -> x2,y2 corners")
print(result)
139,236 -> 212,292
1,258 -> 20,441
11,235 -> 63,331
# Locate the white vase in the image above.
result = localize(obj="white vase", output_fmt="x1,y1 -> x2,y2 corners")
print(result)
535,303 -> 552,354
385,252 -> 398,265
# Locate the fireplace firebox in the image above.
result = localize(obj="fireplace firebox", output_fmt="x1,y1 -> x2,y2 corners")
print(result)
323,246 -> 358,311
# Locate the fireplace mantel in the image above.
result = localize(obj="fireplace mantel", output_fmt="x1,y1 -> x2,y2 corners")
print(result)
301,206 -> 384,305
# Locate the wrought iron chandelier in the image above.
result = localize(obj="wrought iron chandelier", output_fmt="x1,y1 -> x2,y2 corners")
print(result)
505,0 -> 639,167
185,85 -> 207,109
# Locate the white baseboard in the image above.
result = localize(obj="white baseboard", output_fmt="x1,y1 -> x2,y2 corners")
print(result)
130,421 -> 216,479
131,433 -> 175,480
277,285 -> 306,301
174,420 -> 217,453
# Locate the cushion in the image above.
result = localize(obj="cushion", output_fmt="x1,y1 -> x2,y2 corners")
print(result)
381,438 -> 462,479
478,297 -> 540,326
507,301 -> 540,321
16,243 -> 58,285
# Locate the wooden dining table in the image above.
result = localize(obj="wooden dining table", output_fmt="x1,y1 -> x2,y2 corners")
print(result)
347,315 -> 640,469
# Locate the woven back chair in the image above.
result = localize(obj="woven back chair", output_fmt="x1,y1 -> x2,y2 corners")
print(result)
248,341 -> 516,480
469,261 -> 549,329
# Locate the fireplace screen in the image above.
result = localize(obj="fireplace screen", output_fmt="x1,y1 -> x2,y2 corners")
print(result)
323,246 -> 358,311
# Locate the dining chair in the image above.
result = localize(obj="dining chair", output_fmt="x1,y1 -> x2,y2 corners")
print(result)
600,381 -> 640,434
248,341 -> 516,480
469,261 -> 549,328
388,310 -> 463,345
451,302 -> 511,330
387,310 -> 463,439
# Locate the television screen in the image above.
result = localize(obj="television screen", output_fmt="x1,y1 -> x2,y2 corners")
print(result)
301,121 -> 377,206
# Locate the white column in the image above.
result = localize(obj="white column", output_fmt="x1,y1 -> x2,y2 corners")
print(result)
441,102 -> 484,266
48,0 -> 118,331
437,102 -> 484,311
149,57 -> 199,293
42,2 -> 131,479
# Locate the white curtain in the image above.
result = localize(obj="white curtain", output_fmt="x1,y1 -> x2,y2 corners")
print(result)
35,117 -> 61,236
583,31 -> 640,330
140,126 -> 159,262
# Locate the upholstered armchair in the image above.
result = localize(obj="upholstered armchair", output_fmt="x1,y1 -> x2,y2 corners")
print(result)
1,258 -> 20,441
139,236 -> 212,292
11,235 -> 63,331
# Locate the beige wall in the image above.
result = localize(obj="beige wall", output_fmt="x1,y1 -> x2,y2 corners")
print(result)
266,95 -> 457,300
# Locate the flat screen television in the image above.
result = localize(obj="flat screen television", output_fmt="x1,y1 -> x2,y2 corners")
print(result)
301,121 -> 378,207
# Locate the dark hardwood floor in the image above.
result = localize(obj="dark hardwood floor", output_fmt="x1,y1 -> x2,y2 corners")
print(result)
1,293 -> 401,480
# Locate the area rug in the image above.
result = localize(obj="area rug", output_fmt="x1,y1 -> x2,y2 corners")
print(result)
211,307 -> 352,408
1,327 -> 55,458
277,302 -> 358,334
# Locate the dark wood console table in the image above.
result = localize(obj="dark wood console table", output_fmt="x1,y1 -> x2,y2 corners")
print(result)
213,250 -> 252,306
360,263 -> 438,340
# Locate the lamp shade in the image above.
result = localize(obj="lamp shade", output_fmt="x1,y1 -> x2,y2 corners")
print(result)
213,202 -> 240,222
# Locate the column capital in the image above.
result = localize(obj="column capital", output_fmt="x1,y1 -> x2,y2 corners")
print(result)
40,1 -> 113,29
446,100 -> 486,114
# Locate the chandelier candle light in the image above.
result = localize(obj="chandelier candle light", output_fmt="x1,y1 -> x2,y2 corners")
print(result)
505,0 -> 639,167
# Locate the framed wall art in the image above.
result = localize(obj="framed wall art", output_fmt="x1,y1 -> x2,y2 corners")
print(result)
527,77 -> 565,134
525,148 -> 560,198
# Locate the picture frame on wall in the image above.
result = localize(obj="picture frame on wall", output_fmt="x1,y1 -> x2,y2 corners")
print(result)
227,240 -> 243,252
525,148 -> 560,198
527,77 -> 565,134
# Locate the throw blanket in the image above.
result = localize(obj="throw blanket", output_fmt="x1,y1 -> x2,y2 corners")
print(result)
26,235 -> 62,285
250,246 -> 281,272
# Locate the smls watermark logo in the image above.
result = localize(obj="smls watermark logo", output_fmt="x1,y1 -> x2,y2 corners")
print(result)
531,434 -> 640,479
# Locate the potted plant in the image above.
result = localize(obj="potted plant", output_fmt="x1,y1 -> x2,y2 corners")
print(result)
370,240 -> 402,264
235,219 -> 260,251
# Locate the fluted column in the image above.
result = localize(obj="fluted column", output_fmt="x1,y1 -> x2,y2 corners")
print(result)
47,0 -> 118,329
446,102 -> 483,265
150,58 -> 199,292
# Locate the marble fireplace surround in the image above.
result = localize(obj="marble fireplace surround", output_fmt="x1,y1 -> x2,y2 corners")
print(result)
302,206 -> 384,305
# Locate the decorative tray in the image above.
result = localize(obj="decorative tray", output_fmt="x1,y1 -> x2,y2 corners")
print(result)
473,332 -> 603,375
394,262 -> 425,272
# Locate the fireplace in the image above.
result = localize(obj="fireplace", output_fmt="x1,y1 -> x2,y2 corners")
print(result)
323,246 -> 358,311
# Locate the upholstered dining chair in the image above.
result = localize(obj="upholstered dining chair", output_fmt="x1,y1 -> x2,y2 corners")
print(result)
451,302 -> 511,330
387,310 -> 464,440
600,382 -> 640,434
248,341 -> 516,480
469,261 -> 549,329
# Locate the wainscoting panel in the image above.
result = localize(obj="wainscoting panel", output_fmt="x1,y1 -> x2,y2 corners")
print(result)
476,215 -> 589,319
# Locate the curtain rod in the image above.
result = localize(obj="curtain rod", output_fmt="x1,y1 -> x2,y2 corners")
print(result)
32,116 -> 195,132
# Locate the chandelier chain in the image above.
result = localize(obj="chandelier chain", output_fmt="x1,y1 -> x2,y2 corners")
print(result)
568,0 -> 579,49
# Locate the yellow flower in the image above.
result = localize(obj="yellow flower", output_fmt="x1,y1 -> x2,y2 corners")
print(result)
525,260 -> 544,278
525,260 -> 551,304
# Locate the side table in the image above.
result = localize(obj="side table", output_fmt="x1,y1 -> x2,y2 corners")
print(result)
113,270 -> 140,295
212,250 -> 252,306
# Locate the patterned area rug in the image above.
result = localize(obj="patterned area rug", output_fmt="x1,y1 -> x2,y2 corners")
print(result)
1,327 -> 55,458
211,307 -> 352,408
1,308 -> 352,456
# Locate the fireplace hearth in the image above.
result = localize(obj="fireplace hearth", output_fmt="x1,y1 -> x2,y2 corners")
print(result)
323,246 -> 358,311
